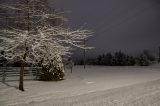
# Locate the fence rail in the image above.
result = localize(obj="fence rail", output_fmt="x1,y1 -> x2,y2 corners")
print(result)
0,67 -> 42,82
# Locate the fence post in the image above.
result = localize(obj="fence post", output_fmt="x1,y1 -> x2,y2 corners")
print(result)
35,68 -> 38,80
35,67 -> 40,80
2,68 -> 6,83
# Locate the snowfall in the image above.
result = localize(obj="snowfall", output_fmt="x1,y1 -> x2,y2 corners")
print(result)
1,64 -> 160,106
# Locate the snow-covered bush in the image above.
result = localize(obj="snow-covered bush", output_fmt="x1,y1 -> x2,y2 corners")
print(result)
40,54 -> 64,81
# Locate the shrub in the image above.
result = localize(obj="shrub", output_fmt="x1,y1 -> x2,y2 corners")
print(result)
136,54 -> 150,66
143,50 -> 155,62
111,52 -> 136,66
0,56 -> 8,67
39,55 -> 65,81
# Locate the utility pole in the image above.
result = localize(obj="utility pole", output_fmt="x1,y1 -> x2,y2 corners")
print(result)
83,39 -> 86,69
158,47 -> 160,63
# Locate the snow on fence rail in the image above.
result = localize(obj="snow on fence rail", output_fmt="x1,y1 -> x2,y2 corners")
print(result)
0,67 -> 42,82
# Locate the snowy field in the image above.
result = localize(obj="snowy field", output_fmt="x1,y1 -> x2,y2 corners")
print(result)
1,64 -> 160,106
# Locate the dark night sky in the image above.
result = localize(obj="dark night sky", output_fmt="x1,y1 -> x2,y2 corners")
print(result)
49,0 -> 160,57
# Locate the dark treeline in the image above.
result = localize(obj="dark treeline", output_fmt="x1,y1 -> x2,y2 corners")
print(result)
0,50 -> 156,67
75,50 -> 156,66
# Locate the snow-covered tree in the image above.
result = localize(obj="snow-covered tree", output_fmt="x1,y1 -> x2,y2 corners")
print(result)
0,0 -> 92,91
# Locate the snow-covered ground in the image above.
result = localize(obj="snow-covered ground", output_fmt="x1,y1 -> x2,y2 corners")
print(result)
1,65 -> 160,106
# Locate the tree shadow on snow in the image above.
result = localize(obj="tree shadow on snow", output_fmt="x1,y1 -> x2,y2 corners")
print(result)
1,81 -> 18,89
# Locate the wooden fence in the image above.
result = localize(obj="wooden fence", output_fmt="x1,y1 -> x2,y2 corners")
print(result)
0,67 -> 41,82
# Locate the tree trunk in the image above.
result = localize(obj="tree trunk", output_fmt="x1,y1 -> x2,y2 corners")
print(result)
19,0 -> 29,91
19,51 -> 27,91
19,61 -> 24,91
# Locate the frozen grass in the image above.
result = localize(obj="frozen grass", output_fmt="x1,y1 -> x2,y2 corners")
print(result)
0,65 -> 160,106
